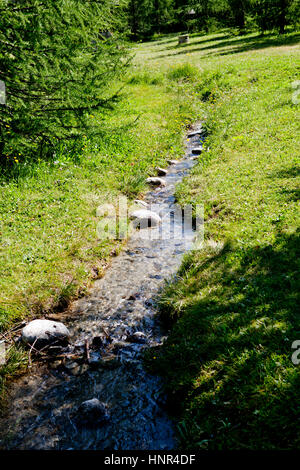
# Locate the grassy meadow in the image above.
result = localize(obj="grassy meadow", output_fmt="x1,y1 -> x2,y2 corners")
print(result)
140,31 -> 300,449
1,27 -> 299,449
0,79 -> 195,330
0,39 -> 199,390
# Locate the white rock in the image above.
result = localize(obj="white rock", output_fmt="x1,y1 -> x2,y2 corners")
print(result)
155,167 -> 168,176
130,209 -> 161,228
133,199 -> 148,208
191,147 -> 203,155
22,319 -> 70,347
187,128 -> 203,137
167,159 -> 179,165
146,177 -> 166,187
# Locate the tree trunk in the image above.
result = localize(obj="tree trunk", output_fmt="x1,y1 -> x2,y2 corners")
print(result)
153,0 -> 160,32
236,8 -> 245,30
231,0 -> 246,30
278,0 -> 289,34
278,10 -> 286,34
130,0 -> 138,39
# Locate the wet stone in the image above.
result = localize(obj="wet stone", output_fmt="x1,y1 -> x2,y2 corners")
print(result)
49,360 -> 63,369
187,128 -> 203,137
92,336 -> 104,349
77,398 -> 110,427
88,351 -> 102,368
127,331 -> 147,344
130,209 -> 161,228
133,199 -> 148,208
149,274 -> 162,280
64,361 -> 89,376
191,147 -> 203,155
155,167 -> 168,176
99,355 -> 120,369
146,177 -> 166,187
22,319 -> 70,348
110,341 -> 128,352
47,345 -> 64,355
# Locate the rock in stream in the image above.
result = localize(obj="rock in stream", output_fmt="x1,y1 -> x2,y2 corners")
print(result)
0,124 -> 206,451
22,319 -> 70,348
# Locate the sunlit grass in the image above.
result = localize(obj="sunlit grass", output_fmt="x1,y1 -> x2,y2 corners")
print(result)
142,29 -> 300,450
1,27 -> 299,444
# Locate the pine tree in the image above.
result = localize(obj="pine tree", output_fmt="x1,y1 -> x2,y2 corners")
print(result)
0,0 -> 128,163
127,0 -> 172,38
125,0 -> 300,35
192,0 -> 211,32
250,0 -> 298,33
189,1 -> 231,32
127,0 -> 153,38
227,0 -> 249,29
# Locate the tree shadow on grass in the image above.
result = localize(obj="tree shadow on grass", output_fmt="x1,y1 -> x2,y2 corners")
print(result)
270,166 -> 300,179
269,166 -> 300,202
146,229 -> 300,449
280,188 -> 300,201
215,33 -> 300,57
155,32 -> 300,59
147,33 -> 180,45
163,32 -> 233,52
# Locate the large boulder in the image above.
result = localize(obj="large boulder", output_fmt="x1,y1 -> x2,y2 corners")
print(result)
130,209 -> 161,228
77,398 -> 110,426
22,319 -> 70,348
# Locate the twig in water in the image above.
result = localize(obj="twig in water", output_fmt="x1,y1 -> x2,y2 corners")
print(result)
85,339 -> 90,363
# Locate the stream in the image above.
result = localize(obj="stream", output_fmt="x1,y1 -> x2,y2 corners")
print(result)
0,124 -> 205,450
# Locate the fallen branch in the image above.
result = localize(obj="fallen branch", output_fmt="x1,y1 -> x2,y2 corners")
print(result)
85,339 -> 90,363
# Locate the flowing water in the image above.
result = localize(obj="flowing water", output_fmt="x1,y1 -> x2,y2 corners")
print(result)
0,125 -> 205,450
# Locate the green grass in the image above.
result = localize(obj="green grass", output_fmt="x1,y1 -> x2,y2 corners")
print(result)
0,44 -> 200,391
0,84 -> 199,330
0,346 -> 27,398
140,30 -> 300,449
167,63 -> 199,81
1,28 -> 299,448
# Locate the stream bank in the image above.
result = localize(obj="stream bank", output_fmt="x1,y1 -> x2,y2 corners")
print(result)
0,124 -> 205,450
